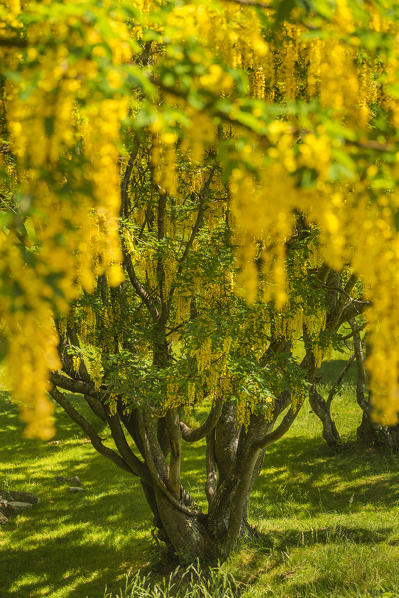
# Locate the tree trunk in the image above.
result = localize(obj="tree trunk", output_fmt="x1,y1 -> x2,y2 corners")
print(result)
241,448 -> 266,536
307,350 -> 355,450
357,411 -> 399,452
154,492 -> 213,562
350,320 -> 399,452
309,387 -> 341,450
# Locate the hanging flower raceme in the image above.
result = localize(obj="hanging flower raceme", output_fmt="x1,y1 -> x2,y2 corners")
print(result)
0,0 -> 133,438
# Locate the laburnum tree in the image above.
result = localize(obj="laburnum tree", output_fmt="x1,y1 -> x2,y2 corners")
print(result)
49,163 -> 369,560
2,0 -> 399,561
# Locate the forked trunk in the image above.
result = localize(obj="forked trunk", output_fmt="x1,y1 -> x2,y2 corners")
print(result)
139,401 -> 290,563
154,492 -> 213,562
309,387 -> 341,450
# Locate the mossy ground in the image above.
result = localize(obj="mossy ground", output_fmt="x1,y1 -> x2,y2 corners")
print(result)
1,355 -> 399,597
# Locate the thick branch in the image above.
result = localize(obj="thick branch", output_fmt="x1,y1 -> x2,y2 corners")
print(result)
253,406 -> 299,450
350,320 -> 369,412
180,396 -> 223,442
157,189 -> 167,241
137,411 -> 202,517
106,412 -> 150,481
50,372 -> 107,421
166,409 -> 181,498
50,371 -> 98,397
339,298 -> 371,325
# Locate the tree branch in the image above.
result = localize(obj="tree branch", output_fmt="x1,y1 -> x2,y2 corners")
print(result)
165,167 -> 217,316
123,251 -> 160,321
66,321 -> 92,382
223,0 -> 271,7
137,410 -> 202,517
51,371 -> 108,421
326,353 -> 355,407
253,405 -> 299,450
339,298 -> 371,324
176,168 -> 216,277
205,429 -> 217,504
157,189 -> 168,310
106,412 -> 150,481
0,37 -> 27,47
180,396 -> 224,442
166,409 -> 182,498
350,320 -> 369,412
50,371 -> 99,397
50,387 -> 132,475
120,146 -> 139,219
154,77 -> 398,155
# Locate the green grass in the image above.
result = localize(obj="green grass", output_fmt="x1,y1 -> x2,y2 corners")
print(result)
2,357 -> 399,597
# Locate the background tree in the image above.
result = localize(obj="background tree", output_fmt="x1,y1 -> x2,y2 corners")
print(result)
304,273 -> 367,450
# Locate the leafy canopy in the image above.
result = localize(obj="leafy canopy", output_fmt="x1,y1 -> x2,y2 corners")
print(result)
1,0 -> 399,437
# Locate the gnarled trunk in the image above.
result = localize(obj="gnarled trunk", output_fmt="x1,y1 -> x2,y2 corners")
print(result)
309,387 -> 341,449
308,351 -> 355,450
137,402 -> 273,562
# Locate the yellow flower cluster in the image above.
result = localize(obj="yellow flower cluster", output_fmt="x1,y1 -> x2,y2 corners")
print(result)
175,294 -> 191,327
230,124 -> 297,307
343,195 -> 399,424
108,393 -> 118,417
236,391 -> 275,430
292,386 -> 306,413
151,134 -> 178,197
88,351 -> 103,392
72,355 -> 80,374
4,302 -> 60,439
128,0 -> 399,424
1,1 -> 131,438
4,0 -> 399,435
165,380 -> 182,410
193,337 -> 212,375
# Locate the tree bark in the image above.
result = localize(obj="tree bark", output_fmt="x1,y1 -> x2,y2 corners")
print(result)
350,320 -> 399,452
309,386 -> 341,449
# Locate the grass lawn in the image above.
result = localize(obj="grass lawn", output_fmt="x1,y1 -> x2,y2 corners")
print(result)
2,355 -> 399,597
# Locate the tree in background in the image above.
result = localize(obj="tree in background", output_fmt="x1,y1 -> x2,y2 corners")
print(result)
2,0 -> 399,561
